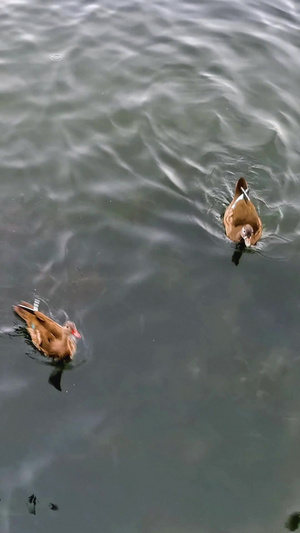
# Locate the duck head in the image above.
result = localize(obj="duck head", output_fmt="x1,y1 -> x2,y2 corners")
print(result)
63,321 -> 81,339
241,224 -> 254,247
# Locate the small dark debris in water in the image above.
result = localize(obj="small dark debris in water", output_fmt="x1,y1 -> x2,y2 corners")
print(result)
49,502 -> 59,511
286,512 -> 300,531
27,493 -> 37,515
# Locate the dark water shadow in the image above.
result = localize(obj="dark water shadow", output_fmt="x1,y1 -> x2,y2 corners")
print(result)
48,364 -> 65,392
45,356 -> 86,392
231,242 -> 261,266
285,512 -> 300,531
231,242 -> 246,266
30,356 -> 86,392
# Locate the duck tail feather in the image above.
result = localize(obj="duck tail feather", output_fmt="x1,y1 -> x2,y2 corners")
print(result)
235,177 -> 248,195
17,304 -> 36,315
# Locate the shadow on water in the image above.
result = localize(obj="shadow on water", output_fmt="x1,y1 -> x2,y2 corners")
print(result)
231,235 -> 289,266
285,512 -> 300,531
47,364 -> 64,392
231,242 -> 258,266
46,359 -> 86,392
231,242 -> 246,266
28,355 -> 86,393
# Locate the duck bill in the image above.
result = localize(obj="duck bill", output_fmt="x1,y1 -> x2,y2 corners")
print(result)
72,329 -> 82,339
244,237 -> 251,247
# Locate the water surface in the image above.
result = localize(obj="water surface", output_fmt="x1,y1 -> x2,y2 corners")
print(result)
0,0 -> 300,531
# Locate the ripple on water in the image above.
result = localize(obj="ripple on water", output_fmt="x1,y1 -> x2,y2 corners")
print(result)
49,53 -> 63,61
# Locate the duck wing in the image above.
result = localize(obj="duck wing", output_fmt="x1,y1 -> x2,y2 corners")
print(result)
14,303 -> 63,339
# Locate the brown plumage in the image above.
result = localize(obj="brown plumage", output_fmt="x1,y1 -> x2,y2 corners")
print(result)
13,301 -> 81,361
223,177 -> 262,247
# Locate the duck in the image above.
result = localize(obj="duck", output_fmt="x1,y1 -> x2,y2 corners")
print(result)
13,300 -> 81,361
223,177 -> 262,247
